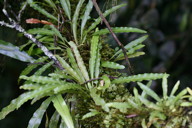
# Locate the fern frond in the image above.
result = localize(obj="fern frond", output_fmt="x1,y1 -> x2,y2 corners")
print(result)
34,61 -> 54,76
90,88 -> 109,112
67,48 -> 85,82
72,0 -> 85,44
19,57 -> 48,79
60,0 -> 71,20
85,4 -> 126,35
0,40 -> 35,62
49,111 -> 60,128
52,95 -> 74,128
20,83 -> 40,90
56,55 -> 82,83
53,83 -> 82,94
68,41 -> 90,81
105,102 -> 130,113
93,27 -> 147,36
27,28 -> 54,36
82,110 -> 99,120
170,81 -> 180,97
112,73 -> 169,84
113,35 -> 148,58
94,43 -> 101,78
162,76 -> 169,99
45,0 -> 57,10
137,82 -> 161,102
49,25 -> 67,44
20,75 -> 63,85
114,52 -> 145,61
101,61 -> 125,69
89,34 -> 99,79
81,0 -> 93,38
138,96 -> 162,110
0,84 -> 56,120
27,0 -> 57,21
27,97 -> 52,128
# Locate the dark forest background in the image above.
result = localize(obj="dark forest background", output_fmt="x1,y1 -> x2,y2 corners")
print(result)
0,0 -> 191,127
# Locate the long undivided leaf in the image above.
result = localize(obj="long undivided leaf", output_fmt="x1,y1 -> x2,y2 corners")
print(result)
89,35 -> 99,79
137,82 -> 161,102
27,97 -> 52,128
81,0 -> 93,37
56,55 -> 82,83
93,27 -> 147,35
101,61 -> 125,69
60,0 -> 71,20
68,41 -> 90,81
52,95 -> 74,128
72,0 -> 85,44
49,111 -> 60,128
112,73 -> 169,84
0,40 -> 35,62
27,0 -> 57,21
113,35 -> 148,58
85,4 -> 126,35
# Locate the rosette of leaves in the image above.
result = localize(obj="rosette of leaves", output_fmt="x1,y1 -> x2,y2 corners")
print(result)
0,0 -> 175,128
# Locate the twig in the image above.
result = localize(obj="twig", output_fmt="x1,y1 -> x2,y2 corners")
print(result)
18,2 -> 28,22
1,2 -> 64,70
92,0 -> 134,75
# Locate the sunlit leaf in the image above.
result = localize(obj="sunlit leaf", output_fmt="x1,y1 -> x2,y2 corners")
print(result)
27,97 -> 52,128
52,95 -> 74,128
0,40 -> 35,62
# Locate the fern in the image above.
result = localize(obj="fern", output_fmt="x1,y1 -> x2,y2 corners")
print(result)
52,95 -> 74,128
112,73 -> 169,84
105,102 -> 130,113
20,75 -> 63,85
0,40 -> 35,62
19,56 -> 48,78
68,41 -> 90,81
27,28 -> 55,36
49,111 -> 60,128
72,0 -> 85,44
84,4 -> 126,37
89,34 -> 99,79
82,110 -> 100,120
93,27 -> 147,35
56,55 -> 82,83
20,83 -> 40,90
81,0 -> 93,37
101,61 -> 125,69
112,35 -> 148,58
27,97 -> 52,128
90,88 -> 109,112
27,0 -> 57,21
60,0 -> 71,20
49,25 -> 68,43
137,82 -> 161,102
67,48 -> 85,82
34,61 -> 54,76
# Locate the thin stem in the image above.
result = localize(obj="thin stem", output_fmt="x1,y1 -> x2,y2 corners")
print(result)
92,0 -> 134,75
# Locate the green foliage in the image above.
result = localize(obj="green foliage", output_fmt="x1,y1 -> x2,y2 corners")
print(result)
52,95 -> 74,128
112,73 -> 169,84
27,97 -> 52,128
27,0 -> 57,21
1,0 -> 192,128
93,27 -> 147,35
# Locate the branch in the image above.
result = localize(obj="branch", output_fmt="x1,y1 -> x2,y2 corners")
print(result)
0,0 -> 65,70
92,0 -> 134,75
0,20 -> 64,70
